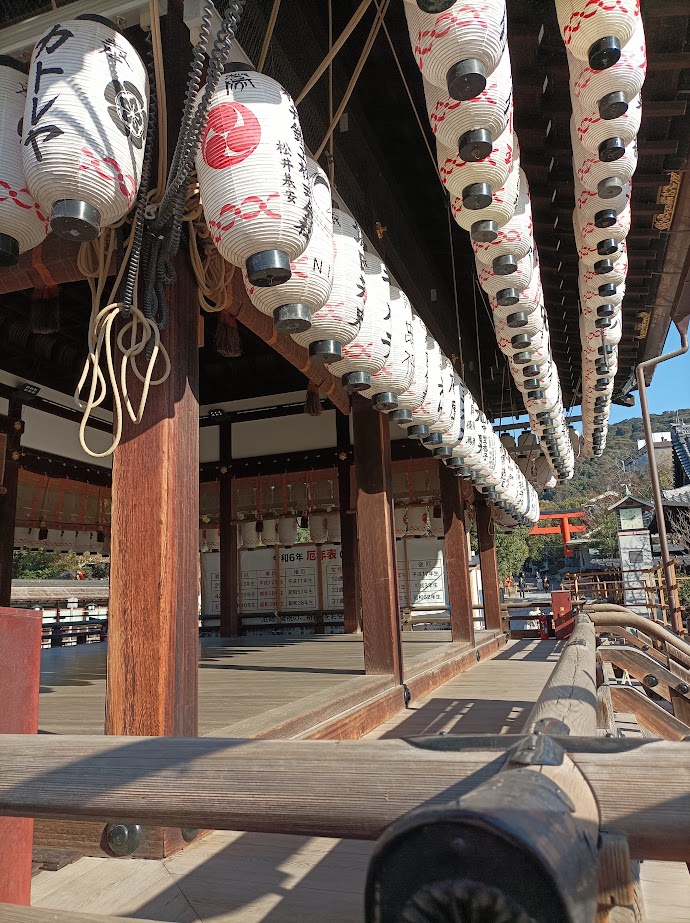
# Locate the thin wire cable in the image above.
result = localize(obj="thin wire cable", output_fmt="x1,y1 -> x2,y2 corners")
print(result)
295,0 -> 372,105
314,0 -> 390,161
447,209 -> 464,376
257,0 -> 282,73
371,0 -> 438,178
327,0 -> 335,185
473,278 -> 485,411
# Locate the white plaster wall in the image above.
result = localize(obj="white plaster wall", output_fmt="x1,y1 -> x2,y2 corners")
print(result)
232,410 -> 337,459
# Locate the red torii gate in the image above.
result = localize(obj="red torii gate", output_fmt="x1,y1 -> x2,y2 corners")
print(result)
530,510 -> 587,557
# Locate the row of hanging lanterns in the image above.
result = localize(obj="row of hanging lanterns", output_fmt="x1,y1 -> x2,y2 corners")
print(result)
400,3 -> 573,483
14,527 -> 108,553
394,504 -> 445,539
238,512 -> 341,549
0,16 -> 149,266
554,4 -> 646,457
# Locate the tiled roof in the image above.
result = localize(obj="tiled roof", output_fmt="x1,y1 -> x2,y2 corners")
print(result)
671,423 -> 690,486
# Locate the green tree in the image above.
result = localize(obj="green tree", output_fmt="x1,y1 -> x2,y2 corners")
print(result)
494,527 -> 530,583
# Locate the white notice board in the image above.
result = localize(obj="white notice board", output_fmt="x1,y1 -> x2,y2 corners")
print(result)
200,551 -> 220,615
240,547 -> 278,612
396,537 -> 448,610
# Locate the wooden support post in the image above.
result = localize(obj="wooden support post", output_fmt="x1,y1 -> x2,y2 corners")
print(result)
0,400 -> 23,608
106,1 -> 199,738
475,490 -> 502,632
0,608 -> 42,904
438,464 -> 474,644
219,421 -> 238,638
336,410 -> 359,633
352,396 -> 402,680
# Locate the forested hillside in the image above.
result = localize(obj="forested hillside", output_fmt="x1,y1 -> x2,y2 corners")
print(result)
547,408 -> 689,504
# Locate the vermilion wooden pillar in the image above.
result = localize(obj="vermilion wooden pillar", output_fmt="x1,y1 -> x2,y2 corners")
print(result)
475,490 -> 502,632
352,396 -> 402,680
0,400 -> 23,608
106,2 -> 198,738
336,410 -> 360,633
439,463 -> 474,644
219,421 -> 239,637
0,607 -> 42,904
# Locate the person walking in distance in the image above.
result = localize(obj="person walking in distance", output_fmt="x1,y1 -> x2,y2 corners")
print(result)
542,573 -> 550,592
518,572 -> 526,599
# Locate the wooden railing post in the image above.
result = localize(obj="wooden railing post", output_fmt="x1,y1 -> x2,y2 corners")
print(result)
475,490 -> 502,632
352,396 -> 402,680
219,420 -> 238,638
439,464 -> 474,644
0,399 -> 23,608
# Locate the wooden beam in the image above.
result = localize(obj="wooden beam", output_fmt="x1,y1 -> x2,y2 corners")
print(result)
336,411 -> 360,634
352,396 -> 402,680
598,647 -> 690,722
0,734 -> 689,860
475,491 -> 502,631
439,465 -> 474,644
0,402 -> 22,607
218,422 -> 238,638
610,685 -> 690,741
106,1 -> 199,739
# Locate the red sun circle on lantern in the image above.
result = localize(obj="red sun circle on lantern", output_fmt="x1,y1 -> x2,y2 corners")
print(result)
201,102 -> 261,170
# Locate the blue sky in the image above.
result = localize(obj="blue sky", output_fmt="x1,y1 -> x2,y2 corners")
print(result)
607,325 -> 690,424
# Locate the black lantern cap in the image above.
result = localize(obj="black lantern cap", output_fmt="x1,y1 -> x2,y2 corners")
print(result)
459,129 -> 493,162
588,35 -> 621,71
599,90 -> 629,120
497,288 -> 520,306
599,137 -> 626,162
493,253 -> 518,275
51,199 -> 101,241
309,340 -> 341,364
372,392 -> 399,412
598,176 -> 624,199
246,249 -> 291,287
595,209 -> 618,229
447,58 -> 487,101
342,371 -> 371,393
462,182 -> 493,210
274,304 -> 311,334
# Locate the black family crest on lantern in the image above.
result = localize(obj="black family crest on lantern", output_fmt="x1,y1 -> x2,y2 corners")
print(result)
105,80 -> 147,149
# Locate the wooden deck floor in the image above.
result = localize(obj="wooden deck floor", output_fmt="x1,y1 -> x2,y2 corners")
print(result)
38,632 -> 457,737
30,639 -> 689,922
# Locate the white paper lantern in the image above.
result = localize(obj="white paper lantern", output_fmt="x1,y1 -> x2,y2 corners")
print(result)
569,17 -> 646,117
477,248 -> 533,304
572,94 -> 641,159
326,512 -> 341,543
406,334 -> 444,438
24,16 -> 148,241
277,515 -> 298,547
580,244 -> 628,287
580,309 -> 622,352
556,0 -> 640,69
428,353 -> 457,444
404,0 -> 508,100
241,521 -> 261,548
572,127 -> 637,194
437,122 -> 514,205
575,205 -> 630,266
430,506 -> 444,537
394,506 -> 407,538
309,514 -> 328,544
423,47 -> 512,158
574,177 -> 630,220
260,518 -> 278,545
243,157 -> 333,333
196,65 -> 311,285
437,374 -> 464,449
407,504 -> 429,536
388,313 -> 429,424
0,59 -> 48,265
292,207 -> 364,362
362,285 -> 414,411
451,159 -> 519,242
327,251 -> 392,392
472,167 -> 533,272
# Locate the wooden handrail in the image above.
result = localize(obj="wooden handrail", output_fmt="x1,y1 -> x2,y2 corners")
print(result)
598,647 -> 690,717
0,734 -> 688,860
523,614 -> 597,736
610,686 -> 690,741
585,605 -> 690,660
